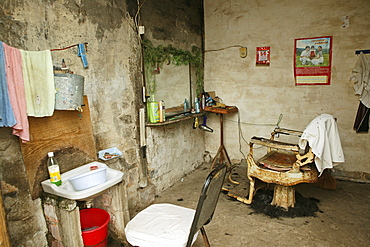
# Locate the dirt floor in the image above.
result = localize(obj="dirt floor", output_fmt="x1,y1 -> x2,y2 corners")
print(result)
150,163 -> 370,247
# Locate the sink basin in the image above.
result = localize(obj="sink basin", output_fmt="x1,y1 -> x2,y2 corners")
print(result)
41,161 -> 123,201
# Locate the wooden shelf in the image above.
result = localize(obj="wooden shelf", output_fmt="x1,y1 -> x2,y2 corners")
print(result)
146,112 -> 204,126
204,106 -> 238,114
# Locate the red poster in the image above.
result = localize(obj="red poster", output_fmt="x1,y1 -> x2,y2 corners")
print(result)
294,36 -> 332,85
256,47 -> 270,65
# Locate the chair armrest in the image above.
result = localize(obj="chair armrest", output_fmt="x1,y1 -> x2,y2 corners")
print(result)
250,136 -> 300,152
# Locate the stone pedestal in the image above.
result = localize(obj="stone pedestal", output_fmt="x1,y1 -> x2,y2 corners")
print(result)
43,181 -> 129,246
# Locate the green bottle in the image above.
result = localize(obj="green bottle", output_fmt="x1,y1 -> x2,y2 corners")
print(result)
147,96 -> 159,123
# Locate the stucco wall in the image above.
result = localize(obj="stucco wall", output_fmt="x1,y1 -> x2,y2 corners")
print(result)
0,0 -> 206,245
0,0 -> 143,245
140,0 -> 206,193
203,0 -> 370,180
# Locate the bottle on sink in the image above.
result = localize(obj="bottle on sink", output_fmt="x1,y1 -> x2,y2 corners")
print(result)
47,152 -> 62,186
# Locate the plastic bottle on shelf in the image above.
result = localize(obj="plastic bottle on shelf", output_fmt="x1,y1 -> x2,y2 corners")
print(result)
47,152 -> 62,186
195,97 -> 200,113
147,96 -> 159,123
201,94 -> 206,110
159,100 -> 165,122
183,98 -> 189,112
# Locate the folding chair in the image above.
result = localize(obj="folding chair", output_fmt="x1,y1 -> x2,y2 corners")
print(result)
124,162 -> 227,247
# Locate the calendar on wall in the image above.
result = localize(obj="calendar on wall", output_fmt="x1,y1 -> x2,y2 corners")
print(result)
256,46 -> 270,65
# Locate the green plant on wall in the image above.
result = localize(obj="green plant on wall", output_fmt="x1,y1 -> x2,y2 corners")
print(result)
142,39 -> 203,97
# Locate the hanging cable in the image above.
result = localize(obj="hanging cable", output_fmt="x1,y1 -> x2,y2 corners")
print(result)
204,45 -> 245,53
225,113 -> 283,127
226,113 -> 284,159
237,111 -> 248,160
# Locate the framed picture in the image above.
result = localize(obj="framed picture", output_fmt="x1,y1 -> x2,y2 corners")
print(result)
294,36 -> 332,85
256,46 -> 270,65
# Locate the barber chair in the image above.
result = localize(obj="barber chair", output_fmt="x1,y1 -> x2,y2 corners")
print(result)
238,128 -> 319,209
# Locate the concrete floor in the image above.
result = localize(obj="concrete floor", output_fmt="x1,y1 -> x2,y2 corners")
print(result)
116,162 -> 370,247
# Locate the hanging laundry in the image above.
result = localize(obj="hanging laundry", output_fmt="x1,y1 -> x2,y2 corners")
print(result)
350,52 -> 370,132
0,42 -> 17,127
354,101 -> 369,132
3,43 -> 30,142
20,49 -> 55,117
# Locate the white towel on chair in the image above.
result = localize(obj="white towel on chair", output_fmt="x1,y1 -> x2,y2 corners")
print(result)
298,114 -> 345,175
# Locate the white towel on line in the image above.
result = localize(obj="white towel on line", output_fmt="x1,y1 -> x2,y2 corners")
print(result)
20,49 -> 55,117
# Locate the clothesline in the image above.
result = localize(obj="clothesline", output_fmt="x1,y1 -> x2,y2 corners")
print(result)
1,41 -> 89,144
1,41 -> 88,143
50,42 -> 88,52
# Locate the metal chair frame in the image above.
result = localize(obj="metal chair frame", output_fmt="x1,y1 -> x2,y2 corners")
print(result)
186,162 -> 227,247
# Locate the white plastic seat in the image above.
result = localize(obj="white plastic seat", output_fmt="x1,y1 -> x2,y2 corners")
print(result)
125,203 -> 198,247
124,163 -> 227,247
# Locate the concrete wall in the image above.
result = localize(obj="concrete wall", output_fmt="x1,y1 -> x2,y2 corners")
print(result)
203,0 -> 370,181
0,0 -> 205,245
2,0 -> 368,245
140,0 -> 206,193
0,0 -> 142,245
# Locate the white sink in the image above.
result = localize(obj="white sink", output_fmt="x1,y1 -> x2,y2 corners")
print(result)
41,161 -> 123,201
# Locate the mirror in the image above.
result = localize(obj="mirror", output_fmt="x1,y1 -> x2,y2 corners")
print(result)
153,63 -> 195,118
142,40 -> 202,121
155,63 -> 191,115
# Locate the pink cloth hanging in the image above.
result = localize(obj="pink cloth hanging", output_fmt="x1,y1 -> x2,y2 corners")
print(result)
3,43 -> 30,142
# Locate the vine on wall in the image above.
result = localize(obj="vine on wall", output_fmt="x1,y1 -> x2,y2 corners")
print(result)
142,39 -> 203,96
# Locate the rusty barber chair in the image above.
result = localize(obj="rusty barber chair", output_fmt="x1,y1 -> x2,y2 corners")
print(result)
240,127 -> 319,209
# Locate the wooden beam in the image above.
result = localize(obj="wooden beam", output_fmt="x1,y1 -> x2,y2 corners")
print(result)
0,188 -> 11,247
20,96 -> 97,199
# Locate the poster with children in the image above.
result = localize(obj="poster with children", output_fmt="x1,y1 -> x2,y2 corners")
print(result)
294,36 -> 332,85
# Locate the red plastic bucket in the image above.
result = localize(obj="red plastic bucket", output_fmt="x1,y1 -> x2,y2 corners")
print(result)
80,208 -> 110,247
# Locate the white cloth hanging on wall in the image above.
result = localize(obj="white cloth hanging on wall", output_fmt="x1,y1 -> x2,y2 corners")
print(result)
351,52 -> 370,107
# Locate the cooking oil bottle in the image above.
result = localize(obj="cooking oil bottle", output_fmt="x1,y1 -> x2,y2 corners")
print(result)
47,152 -> 62,186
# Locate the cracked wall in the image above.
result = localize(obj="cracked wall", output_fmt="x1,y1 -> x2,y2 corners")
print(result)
0,0 -> 143,245
0,0 -> 206,245
140,0 -> 206,194
203,0 -> 370,181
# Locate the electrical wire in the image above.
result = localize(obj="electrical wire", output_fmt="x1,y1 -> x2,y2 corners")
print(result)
210,96 -> 283,158
229,112 -> 283,159
237,111 -> 247,159
226,113 -> 283,127
204,45 -> 245,53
